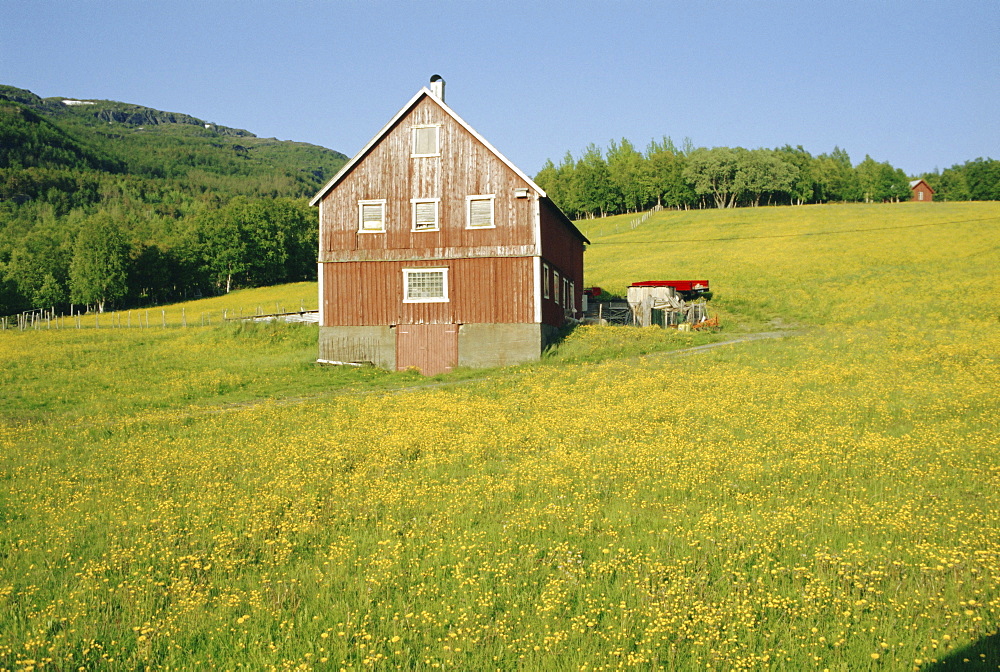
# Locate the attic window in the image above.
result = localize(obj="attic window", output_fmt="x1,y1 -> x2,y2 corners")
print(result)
411,198 -> 440,231
466,195 -> 495,229
411,125 -> 440,157
358,200 -> 386,233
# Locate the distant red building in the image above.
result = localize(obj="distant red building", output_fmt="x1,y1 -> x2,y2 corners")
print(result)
909,179 -> 934,202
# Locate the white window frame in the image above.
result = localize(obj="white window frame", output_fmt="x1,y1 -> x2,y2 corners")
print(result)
466,194 -> 496,229
569,280 -> 575,310
357,199 -> 386,233
553,270 -> 561,306
403,267 -> 449,303
410,198 -> 440,232
411,124 -> 441,158
542,263 -> 550,299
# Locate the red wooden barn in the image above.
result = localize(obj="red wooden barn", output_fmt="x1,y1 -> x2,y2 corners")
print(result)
310,77 -> 588,375
909,179 -> 934,202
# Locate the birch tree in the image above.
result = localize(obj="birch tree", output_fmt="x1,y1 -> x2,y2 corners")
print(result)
68,213 -> 129,312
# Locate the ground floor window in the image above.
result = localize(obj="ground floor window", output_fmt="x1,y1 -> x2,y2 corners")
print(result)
403,268 -> 449,303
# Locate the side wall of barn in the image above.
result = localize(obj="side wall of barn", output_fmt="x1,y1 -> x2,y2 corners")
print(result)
538,199 -> 586,327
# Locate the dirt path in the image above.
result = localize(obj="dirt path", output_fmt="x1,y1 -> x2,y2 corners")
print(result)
651,330 -> 800,357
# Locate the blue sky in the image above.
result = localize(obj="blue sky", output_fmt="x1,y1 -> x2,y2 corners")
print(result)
2,0 -> 997,177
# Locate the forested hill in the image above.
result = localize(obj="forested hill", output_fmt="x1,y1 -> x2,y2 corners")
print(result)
0,84 -> 346,200
0,84 -> 348,315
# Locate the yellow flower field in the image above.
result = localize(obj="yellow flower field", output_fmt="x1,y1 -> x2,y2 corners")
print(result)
1,202 -> 998,670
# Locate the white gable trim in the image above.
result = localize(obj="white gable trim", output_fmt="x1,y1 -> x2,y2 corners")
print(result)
310,88 -> 548,207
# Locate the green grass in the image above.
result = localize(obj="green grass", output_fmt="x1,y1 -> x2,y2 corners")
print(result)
2,202 -> 999,670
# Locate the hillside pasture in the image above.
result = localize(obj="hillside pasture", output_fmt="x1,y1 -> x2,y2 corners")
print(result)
1,203 -> 999,670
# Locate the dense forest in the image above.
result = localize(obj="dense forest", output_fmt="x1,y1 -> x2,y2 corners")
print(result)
0,85 -> 347,316
534,138 -> 1000,219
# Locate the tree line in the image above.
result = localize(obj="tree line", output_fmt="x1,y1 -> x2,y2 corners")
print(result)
1,197 -> 316,316
925,158 -> 1000,202
534,138 -> 998,218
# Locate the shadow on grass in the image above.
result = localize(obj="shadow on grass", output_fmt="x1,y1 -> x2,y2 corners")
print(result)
542,321 -> 580,355
924,631 -> 1000,670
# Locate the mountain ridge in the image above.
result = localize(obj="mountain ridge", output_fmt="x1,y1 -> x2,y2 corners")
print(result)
0,84 -> 348,314
1,84 -> 255,137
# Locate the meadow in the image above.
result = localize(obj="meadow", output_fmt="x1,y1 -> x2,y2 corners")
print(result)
1,202 -> 999,670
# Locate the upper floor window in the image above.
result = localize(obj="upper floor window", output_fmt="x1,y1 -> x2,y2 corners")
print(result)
411,198 -> 440,231
467,195 -> 495,229
411,125 -> 440,157
358,199 -> 386,233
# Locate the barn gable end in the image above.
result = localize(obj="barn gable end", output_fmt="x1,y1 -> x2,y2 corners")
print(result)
313,79 -> 586,374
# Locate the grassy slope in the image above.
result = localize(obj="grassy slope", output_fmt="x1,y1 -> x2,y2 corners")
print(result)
577,201 -> 1000,328
1,202 -> 999,670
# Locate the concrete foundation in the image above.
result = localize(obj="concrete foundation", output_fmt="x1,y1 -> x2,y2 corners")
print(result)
319,322 -> 562,371
319,325 -> 396,370
458,323 -> 551,369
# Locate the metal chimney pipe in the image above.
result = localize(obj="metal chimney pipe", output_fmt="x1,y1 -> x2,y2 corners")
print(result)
429,74 -> 445,101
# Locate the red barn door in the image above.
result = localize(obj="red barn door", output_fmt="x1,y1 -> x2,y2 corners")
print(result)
396,324 -> 458,375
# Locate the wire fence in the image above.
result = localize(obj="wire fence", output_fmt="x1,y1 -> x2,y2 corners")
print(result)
2,301 -> 319,332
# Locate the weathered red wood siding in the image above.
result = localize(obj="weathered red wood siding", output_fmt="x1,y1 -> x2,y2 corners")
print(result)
322,256 -> 534,326
319,96 -> 536,261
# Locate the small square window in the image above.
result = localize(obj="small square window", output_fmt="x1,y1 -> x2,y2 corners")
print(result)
411,199 -> 439,231
403,268 -> 449,303
412,125 -> 440,157
467,195 -> 495,229
358,200 -> 386,233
